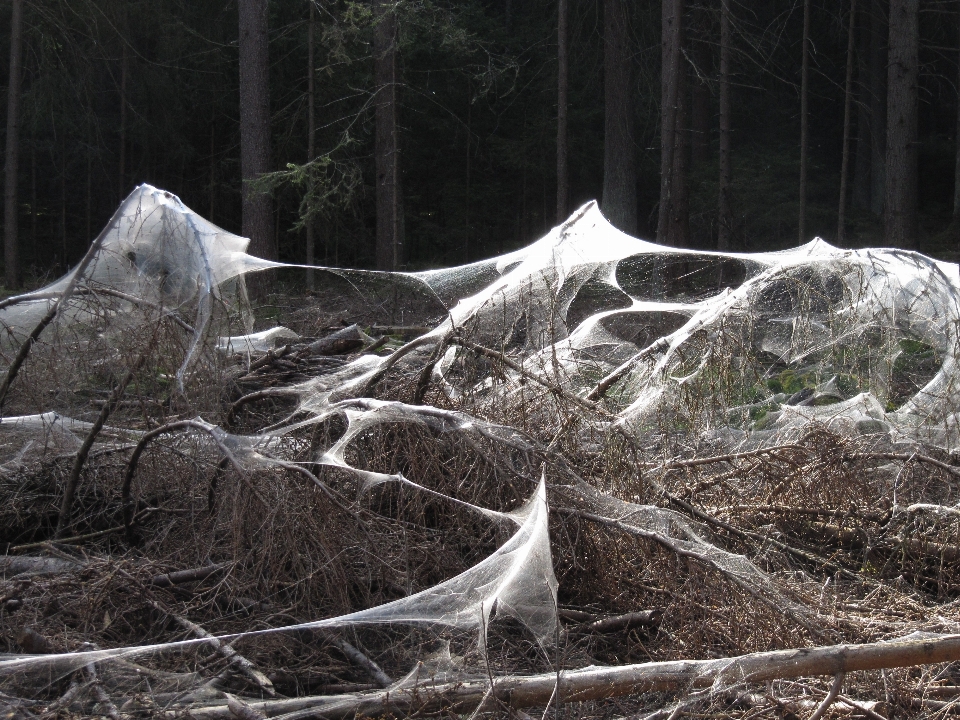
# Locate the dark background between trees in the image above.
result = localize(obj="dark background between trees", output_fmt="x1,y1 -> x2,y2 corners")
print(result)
0,0 -> 958,287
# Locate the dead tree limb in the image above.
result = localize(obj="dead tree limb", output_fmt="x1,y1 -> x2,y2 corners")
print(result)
846,451 -> 960,479
56,351 -> 149,538
226,388 -> 300,426
0,199 -> 127,410
167,633 -> 960,719
149,563 -> 231,588
148,600 -> 275,696
451,337 -> 612,418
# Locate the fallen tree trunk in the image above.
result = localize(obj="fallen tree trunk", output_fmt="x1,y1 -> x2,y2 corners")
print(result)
170,633 -> 960,719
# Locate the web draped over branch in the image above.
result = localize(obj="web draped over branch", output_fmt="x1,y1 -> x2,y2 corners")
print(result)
2,184 -> 960,716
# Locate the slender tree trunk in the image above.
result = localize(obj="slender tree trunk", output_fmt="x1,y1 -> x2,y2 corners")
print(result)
884,0 -> 918,249
4,0 -> 23,289
718,0 -> 733,251
838,0 -> 857,245
375,1 -> 402,270
557,0 -> 569,222
690,11 -> 710,170
465,91 -> 471,260
602,0 -> 637,234
852,0 -> 872,210
953,0 -> 960,224
798,0 -> 811,244
86,118 -> 92,242
306,0 -> 316,288
30,142 -> 35,253
238,0 -> 276,267
869,0 -> 887,216
209,123 -> 216,221
119,42 -> 128,200
657,0 -> 686,245
668,63 -> 690,246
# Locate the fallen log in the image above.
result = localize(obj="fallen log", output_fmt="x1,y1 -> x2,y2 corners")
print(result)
558,609 -> 663,633
0,556 -> 83,577
168,633 -> 960,719
148,563 -> 230,588
147,601 -> 275,696
304,325 -> 372,356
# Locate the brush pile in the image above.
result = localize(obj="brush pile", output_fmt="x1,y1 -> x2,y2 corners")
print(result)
2,185 -> 960,718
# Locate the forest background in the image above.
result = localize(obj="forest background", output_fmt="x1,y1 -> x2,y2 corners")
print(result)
0,0 -> 955,287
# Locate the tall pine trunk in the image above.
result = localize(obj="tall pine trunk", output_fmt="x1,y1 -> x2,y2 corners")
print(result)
869,0 -> 887,216
238,0 -> 276,267
953,0 -> 960,225
717,0 -> 733,251
837,0 -> 857,245
798,0 -> 811,244
657,0 -> 686,245
690,10 -> 711,171
602,0 -> 637,234
852,0 -> 872,211
375,1 -> 403,270
884,0 -> 918,249
306,0 -> 316,287
119,41 -> 128,200
557,0 -> 569,222
4,0 -> 23,289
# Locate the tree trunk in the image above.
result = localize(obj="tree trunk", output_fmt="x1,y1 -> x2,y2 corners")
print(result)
602,0 -> 637,234
690,10 -> 710,171
798,0 -> 811,244
238,0 -> 276,267
306,0 -> 316,288
119,41 -> 128,200
657,0 -> 685,245
869,0 -> 887,217
4,0 -> 23,289
837,0 -> 857,245
375,1 -> 403,270
718,0 -> 733,251
884,0 -> 918,249
953,0 -> 960,224
557,0 -> 569,222
852,0 -> 872,210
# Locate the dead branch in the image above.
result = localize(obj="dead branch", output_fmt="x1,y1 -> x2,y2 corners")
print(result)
0,556 -> 84,577
167,633 -> 960,719
148,600 -> 276,696
304,324 -> 370,356
846,451 -> 960,479
807,672 -> 845,720
56,351 -> 149,538
0,199 -> 128,409
149,562 -> 231,588
558,609 -> 663,633
226,388 -> 300,425
451,336 -> 612,417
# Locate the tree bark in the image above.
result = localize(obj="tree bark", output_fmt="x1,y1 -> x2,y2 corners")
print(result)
884,0 -> 918,249
375,1 -> 402,270
852,0 -> 872,210
119,41 -> 128,201
657,0 -> 686,245
602,0 -> 637,234
798,0 -> 811,244
690,10 -> 710,170
718,0 -> 733,251
953,0 -> 960,224
238,0 -> 276,266
557,0 -> 569,222
306,0 -> 316,288
837,0 -> 857,245
4,0 -> 23,289
178,634 -> 960,720
869,0 -> 887,217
